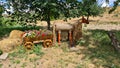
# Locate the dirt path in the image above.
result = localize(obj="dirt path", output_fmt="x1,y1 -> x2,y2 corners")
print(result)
83,24 -> 120,31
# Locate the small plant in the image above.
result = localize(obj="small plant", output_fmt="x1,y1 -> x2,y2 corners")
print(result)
77,38 -> 86,45
60,43 -> 69,52
21,62 -> 27,68
32,45 -> 44,56
0,64 -> 3,68
9,52 -> 17,57
76,64 -> 84,68
29,57 -> 39,62
17,45 -> 26,54
12,60 -> 21,64
9,46 -> 27,58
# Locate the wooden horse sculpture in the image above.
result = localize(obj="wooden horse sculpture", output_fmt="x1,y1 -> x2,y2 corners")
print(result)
81,16 -> 89,24
53,20 -> 82,47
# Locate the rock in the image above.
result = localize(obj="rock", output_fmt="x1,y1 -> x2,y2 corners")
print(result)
0,53 -> 8,60
69,47 -> 79,52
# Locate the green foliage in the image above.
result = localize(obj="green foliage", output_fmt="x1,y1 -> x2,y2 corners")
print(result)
12,60 -> 21,64
7,0 -> 103,29
0,49 -> 3,55
9,46 -> 27,58
79,0 -> 103,20
9,44 -> 44,59
33,45 -> 44,56
0,17 -> 22,27
76,38 -> 86,45
114,31 -> 120,41
0,64 -> 3,68
21,62 -> 27,68
109,0 -> 120,13
0,5 -> 4,16
0,25 -> 42,38
29,57 -> 39,62
76,64 -> 84,68
76,30 -> 120,68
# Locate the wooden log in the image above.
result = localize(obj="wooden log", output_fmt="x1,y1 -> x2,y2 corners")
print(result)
107,31 -> 120,52
53,23 -> 57,45
69,30 -> 73,46
58,30 -> 61,45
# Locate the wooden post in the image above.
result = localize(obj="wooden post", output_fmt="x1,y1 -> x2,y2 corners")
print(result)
53,23 -> 56,46
69,30 -> 73,47
58,30 -> 61,45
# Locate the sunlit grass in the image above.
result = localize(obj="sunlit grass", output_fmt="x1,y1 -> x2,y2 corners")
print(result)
76,30 -> 120,68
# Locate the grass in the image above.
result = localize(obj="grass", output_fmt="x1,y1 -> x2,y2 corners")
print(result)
9,45 -> 44,58
21,62 -> 27,68
0,64 -> 3,68
76,29 -> 120,68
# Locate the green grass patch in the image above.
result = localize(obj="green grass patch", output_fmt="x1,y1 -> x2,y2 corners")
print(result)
77,29 -> 120,67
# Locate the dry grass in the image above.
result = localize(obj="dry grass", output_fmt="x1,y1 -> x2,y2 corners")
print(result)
0,30 -> 23,52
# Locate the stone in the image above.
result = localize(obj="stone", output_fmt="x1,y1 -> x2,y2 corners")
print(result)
0,53 -> 8,60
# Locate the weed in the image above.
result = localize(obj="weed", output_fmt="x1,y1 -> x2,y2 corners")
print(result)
76,38 -> 86,45
12,60 -> 20,64
9,52 -> 18,57
0,64 -> 3,68
60,43 -> 69,52
33,63 -> 37,68
29,57 -> 39,62
16,46 -> 26,54
54,43 -> 59,48
32,45 -> 44,56
21,62 -> 27,68
9,46 -> 27,58
76,64 -> 84,68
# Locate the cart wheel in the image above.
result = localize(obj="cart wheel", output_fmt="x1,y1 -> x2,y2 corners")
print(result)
43,39 -> 53,48
24,42 -> 34,50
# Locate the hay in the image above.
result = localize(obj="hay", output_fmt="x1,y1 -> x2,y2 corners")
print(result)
0,30 -> 24,52
0,38 -> 22,52
9,30 -> 24,39
73,20 -> 82,42
54,23 -> 73,30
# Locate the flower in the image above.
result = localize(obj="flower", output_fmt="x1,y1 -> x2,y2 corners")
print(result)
42,33 -> 46,37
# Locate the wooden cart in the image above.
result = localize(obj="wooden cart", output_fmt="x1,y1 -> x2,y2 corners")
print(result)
23,34 -> 53,49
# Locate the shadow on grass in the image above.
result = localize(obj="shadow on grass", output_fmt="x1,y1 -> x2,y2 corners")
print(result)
76,29 -> 120,68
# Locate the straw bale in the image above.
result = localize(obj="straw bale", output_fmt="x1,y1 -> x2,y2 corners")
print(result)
0,38 -> 22,52
9,30 -> 24,39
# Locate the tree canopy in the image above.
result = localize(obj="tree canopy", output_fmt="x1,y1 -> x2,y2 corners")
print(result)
0,5 -> 4,16
109,0 -> 120,13
7,0 -> 103,29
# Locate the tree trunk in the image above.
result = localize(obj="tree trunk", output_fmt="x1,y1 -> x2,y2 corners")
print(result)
86,15 -> 89,24
47,19 -> 50,30
47,10 -> 51,30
